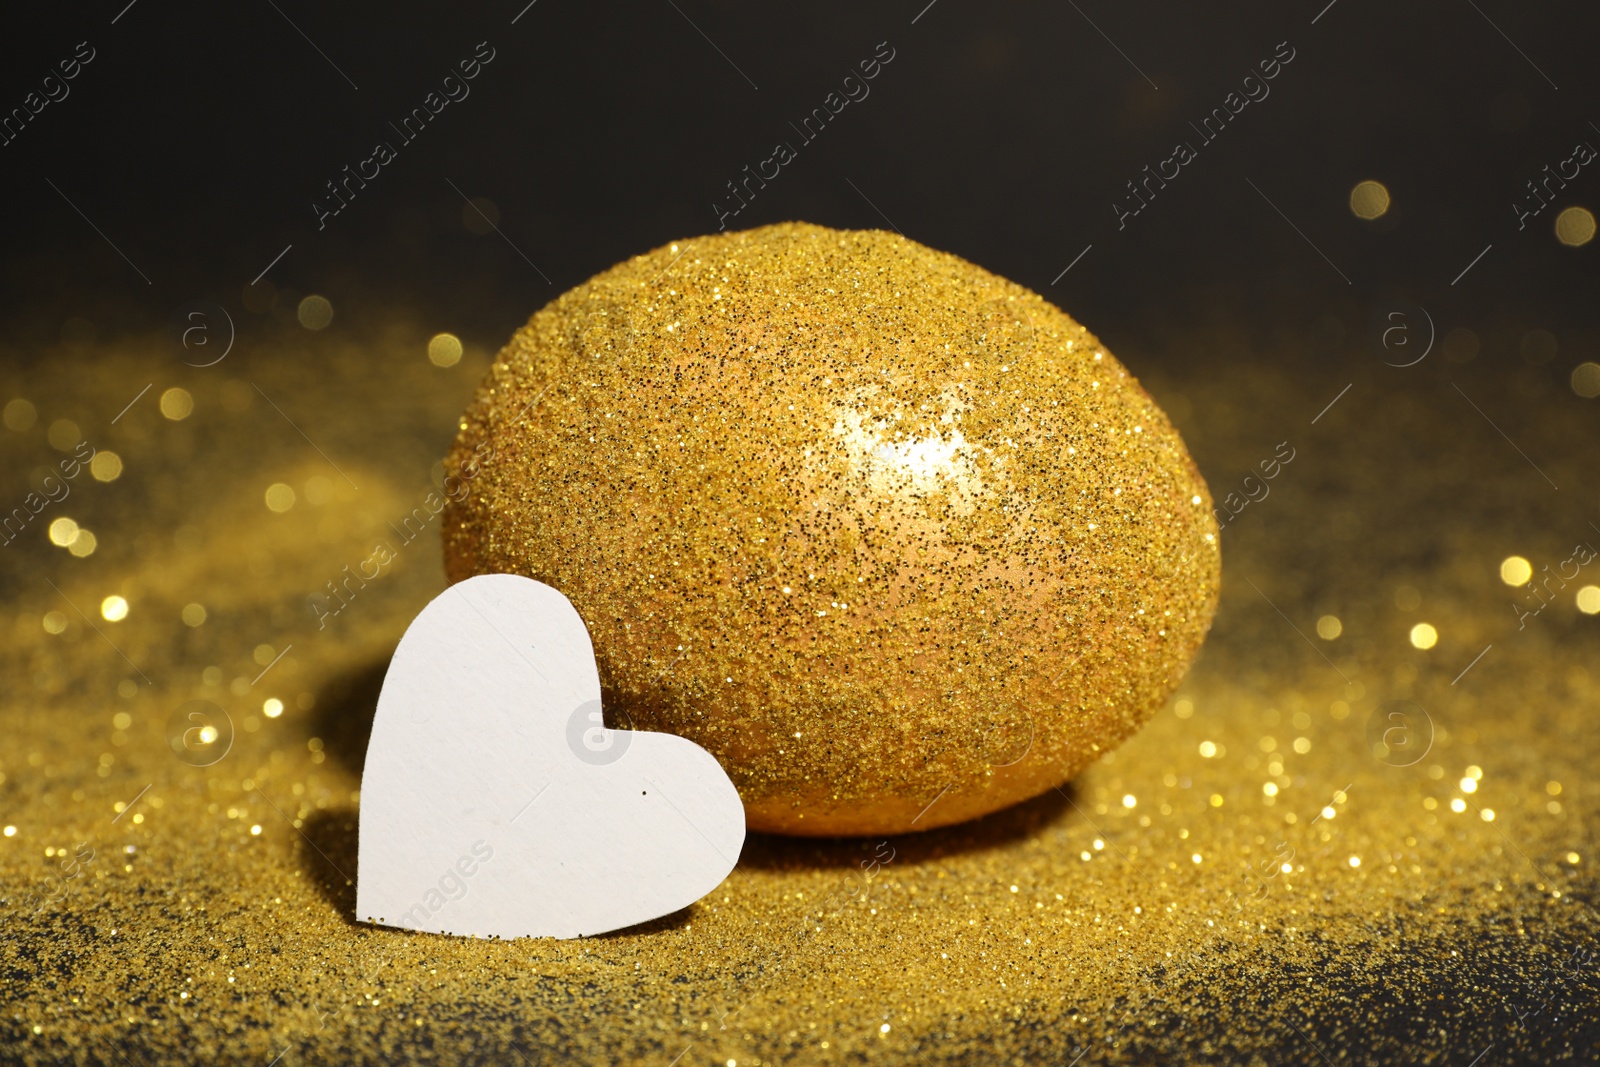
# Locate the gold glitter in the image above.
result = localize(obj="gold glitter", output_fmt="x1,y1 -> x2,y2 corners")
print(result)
444,222 -> 1220,835
4,271 -> 1596,1067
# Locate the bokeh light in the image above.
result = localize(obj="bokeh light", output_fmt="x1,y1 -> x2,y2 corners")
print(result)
297,295 -> 334,330
3,398 -> 36,431
90,451 -> 123,482
1409,622 -> 1438,649
428,332 -> 464,367
1555,206 -> 1595,247
1350,180 -> 1391,220
48,517 -> 80,547
47,419 -> 81,450
1571,362 -> 1600,399
160,387 -> 193,420
1499,556 -> 1532,586
264,483 -> 296,512
67,530 -> 97,557
304,475 -> 334,506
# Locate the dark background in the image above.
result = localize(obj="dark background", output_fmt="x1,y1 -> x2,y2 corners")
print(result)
0,0 -> 1596,371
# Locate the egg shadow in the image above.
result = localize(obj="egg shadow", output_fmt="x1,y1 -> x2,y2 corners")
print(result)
295,653 -> 1076,934
738,783 -> 1078,875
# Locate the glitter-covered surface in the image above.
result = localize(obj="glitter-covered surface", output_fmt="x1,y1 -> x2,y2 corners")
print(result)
442,222 -> 1220,835
2,285 -> 1598,1065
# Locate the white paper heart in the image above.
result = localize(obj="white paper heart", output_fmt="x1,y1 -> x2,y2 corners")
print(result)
356,574 -> 745,939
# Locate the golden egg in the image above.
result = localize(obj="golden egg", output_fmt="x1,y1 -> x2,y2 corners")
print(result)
443,222 -> 1220,835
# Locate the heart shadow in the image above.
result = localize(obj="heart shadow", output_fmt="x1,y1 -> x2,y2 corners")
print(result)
301,655 -> 700,936
738,782 -> 1077,874
299,808 -> 360,920
308,656 -> 393,775
300,799 -> 701,938
297,656 -> 382,929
